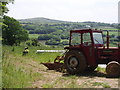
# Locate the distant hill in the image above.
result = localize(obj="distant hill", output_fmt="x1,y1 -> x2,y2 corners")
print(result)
18,17 -> 69,24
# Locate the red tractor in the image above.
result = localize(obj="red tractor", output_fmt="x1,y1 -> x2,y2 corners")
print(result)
42,29 -> 120,77
64,29 -> 120,77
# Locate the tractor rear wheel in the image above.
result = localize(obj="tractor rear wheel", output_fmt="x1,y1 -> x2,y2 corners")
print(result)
106,61 -> 120,77
64,50 -> 87,74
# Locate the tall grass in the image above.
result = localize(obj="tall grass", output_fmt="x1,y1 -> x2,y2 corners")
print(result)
0,44 -> 2,89
2,45 -> 63,88
2,47 -> 31,88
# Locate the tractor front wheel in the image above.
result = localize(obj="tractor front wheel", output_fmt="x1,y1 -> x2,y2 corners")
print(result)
64,50 -> 87,74
106,61 -> 120,77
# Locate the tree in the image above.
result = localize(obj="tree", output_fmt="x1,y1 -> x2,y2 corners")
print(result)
0,0 -> 14,39
31,39 -> 38,46
2,15 -> 28,45
0,0 -> 14,16
117,36 -> 120,41
45,39 -> 60,45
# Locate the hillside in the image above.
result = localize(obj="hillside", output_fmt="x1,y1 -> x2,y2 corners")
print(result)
18,17 -> 119,46
18,17 -> 69,24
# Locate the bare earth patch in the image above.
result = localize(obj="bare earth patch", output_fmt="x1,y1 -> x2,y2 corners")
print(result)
28,61 -> 119,88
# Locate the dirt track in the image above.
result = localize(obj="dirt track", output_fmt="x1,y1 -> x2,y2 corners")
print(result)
27,61 -> 119,88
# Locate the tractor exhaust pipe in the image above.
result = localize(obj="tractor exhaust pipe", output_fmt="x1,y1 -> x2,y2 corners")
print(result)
107,31 -> 109,49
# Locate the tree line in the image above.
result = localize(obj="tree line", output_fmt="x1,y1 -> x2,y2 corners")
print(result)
1,0 -> 29,46
1,0 -> 119,46
2,16 -> 28,45
2,15 -> 120,46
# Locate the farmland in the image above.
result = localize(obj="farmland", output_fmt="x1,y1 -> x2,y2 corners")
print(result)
29,29 -> 119,47
2,45 -> 120,88
2,17 -> 120,88
19,17 -> 119,47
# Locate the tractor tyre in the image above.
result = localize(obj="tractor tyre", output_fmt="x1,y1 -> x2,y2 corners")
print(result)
106,61 -> 120,77
86,65 -> 98,71
64,50 -> 87,74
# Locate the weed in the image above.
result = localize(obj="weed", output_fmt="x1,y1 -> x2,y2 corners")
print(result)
42,83 -> 53,88
12,47 -> 15,52
95,66 -> 105,72
68,75 -> 77,79
67,80 -> 79,88
2,46 -> 39,87
2,45 -> 62,88
92,82 -> 111,88
58,77 -> 68,80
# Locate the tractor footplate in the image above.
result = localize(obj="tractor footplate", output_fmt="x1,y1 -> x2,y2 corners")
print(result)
41,55 -> 64,71
41,62 -> 63,70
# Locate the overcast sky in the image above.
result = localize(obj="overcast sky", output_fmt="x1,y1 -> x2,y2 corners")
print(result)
6,0 -> 120,23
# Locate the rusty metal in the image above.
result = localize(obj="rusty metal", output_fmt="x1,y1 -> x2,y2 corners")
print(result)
41,56 -> 64,71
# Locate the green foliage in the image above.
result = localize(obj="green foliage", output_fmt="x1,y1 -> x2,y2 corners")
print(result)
45,39 -> 60,45
29,34 -> 40,39
2,16 -> 28,45
38,34 -> 53,40
31,39 -> 39,46
0,0 -> 14,16
19,18 -> 119,46
117,36 -> 120,41
38,34 -> 60,42
95,67 -> 105,72
61,40 -> 69,45
25,39 -> 41,46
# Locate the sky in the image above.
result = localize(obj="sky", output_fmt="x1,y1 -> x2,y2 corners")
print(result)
6,0 -> 120,23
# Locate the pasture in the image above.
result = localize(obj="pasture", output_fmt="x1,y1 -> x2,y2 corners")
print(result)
2,45 -> 119,88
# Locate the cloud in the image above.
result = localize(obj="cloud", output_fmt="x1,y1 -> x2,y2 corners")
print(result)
6,0 -> 120,23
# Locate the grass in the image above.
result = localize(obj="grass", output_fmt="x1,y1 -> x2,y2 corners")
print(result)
92,82 -> 111,88
3,64 -> 31,88
67,80 -> 79,88
2,45 -> 62,88
2,52 -> 30,88
29,34 -> 40,39
3,45 -> 62,62
102,28 -> 118,30
42,83 -> 53,88
103,31 -> 119,36
2,45 -> 118,88
95,67 -> 105,73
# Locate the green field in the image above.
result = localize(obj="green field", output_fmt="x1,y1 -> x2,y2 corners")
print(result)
2,45 -> 62,88
103,31 -> 119,36
2,45 -> 119,88
29,34 -> 40,39
2,28 -> 120,88
29,30 -> 119,47
29,29 -> 119,39
102,28 -> 118,30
